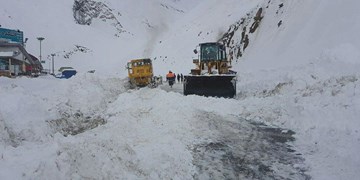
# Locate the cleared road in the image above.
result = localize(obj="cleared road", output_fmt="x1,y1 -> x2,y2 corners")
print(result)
160,83 -> 310,179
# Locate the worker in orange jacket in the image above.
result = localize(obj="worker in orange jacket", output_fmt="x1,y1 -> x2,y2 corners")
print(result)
166,71 -> 176,87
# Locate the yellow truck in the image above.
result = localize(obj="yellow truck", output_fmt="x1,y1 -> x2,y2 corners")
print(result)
126,58 -> 160,88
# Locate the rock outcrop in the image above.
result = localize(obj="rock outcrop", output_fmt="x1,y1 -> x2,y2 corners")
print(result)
73,0 -> 125,36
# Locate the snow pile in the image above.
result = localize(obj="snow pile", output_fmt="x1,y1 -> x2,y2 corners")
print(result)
0,74 -> 125,145
0,77 -> 235,179
236,57 -> 360,179
1,59 -> 359,179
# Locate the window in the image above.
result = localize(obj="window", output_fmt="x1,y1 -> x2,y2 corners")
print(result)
201,44 -> 218,61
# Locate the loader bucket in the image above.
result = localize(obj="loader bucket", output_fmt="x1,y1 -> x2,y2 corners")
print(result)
183,75 -> 236,98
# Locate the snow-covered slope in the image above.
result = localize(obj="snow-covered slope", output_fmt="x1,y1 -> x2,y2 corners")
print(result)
237,0 -> 360,71
1,0 -> 360,179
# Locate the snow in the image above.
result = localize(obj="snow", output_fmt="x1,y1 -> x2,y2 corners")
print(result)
236,59 -> 360,179
1,0 -> 360,179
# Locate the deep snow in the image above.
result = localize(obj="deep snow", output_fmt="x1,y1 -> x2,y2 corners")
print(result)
1,0 -> 360,179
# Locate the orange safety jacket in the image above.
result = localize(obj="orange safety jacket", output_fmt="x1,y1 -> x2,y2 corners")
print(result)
166,72 -> 175,78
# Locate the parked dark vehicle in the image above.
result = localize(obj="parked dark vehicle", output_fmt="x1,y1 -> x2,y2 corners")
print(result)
55,67 -> 77,79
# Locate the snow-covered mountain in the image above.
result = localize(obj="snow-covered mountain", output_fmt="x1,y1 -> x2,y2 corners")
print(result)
1,0 -> 360,179
3,0 -> 359,75
1,0 -> 197,75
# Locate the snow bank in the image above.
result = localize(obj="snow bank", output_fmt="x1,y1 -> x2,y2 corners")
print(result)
0,73 -> 125,144
0,75 -> 239,179
236,57 -> 360,179
1,56 -> 359,179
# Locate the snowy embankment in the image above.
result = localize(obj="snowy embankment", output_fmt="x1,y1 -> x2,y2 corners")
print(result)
0,74 -> 127,178
0,74 -> 232,179
1,55 -> 359,179
237,58 -> 360,179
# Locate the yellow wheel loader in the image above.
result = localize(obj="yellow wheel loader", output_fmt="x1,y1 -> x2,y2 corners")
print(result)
126,58 -> 159,88
184,42 -> 237,98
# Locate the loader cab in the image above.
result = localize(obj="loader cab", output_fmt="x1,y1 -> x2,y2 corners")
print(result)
185,42 -> 236,98
199,42 -> 227,62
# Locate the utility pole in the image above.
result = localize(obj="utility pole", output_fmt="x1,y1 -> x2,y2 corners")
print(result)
37,37 -> 45,71
51,54 -> 55,75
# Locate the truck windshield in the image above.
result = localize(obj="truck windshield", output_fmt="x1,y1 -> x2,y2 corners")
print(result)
132,59 -> 151,67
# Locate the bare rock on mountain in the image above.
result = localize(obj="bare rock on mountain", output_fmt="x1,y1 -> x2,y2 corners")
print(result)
73,0 -> 125,36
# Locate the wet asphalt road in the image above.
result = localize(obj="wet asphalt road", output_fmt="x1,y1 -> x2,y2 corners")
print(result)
160,82 -> 310,179
190,112 -> 310,180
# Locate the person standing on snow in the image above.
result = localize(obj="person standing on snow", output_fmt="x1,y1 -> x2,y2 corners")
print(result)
177,73 -> 180,83
180,73 -> 184,83
166,71 -> 176,87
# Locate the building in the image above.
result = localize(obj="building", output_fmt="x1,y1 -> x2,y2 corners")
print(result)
0,42 -> 43,77
0,27 -> 42,77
